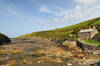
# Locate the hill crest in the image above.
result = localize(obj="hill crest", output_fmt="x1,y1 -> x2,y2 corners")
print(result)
18,17 -> 100,40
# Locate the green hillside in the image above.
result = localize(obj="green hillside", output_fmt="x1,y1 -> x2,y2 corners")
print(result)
0,33 -> 11,44
19,17 -> 100,40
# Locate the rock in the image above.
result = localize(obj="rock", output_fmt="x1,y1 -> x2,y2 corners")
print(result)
63,65 -> 66,66
51,38 -> 65,44
63,40 -> 77,48
93,50 -> 100,55
83,62 -> 86,64
0,33 -> 11,45
67,63 -> 72,66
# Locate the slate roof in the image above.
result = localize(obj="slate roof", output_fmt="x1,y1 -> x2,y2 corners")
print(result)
79,29 -> 94,33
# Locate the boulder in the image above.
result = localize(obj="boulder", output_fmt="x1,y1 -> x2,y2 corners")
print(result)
63,40 -> 77,48
0,33 -> 11,45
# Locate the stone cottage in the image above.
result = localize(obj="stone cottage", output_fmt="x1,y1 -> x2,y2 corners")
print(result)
78,26 -> 99,40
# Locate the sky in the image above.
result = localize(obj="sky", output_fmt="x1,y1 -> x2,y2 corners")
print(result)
0,0 -> 100,38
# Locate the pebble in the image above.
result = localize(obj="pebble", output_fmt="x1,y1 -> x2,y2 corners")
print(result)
63,65 -> 66,66
67,63 -> 72,66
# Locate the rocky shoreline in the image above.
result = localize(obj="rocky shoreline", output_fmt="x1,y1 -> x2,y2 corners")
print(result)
0,38 -> 100,66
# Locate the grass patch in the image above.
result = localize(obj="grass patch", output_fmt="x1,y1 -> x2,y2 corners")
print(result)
85,40 -> 100,45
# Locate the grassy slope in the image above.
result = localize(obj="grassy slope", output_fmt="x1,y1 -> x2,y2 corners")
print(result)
19,17 -> 100,40
85,40 -> 100,45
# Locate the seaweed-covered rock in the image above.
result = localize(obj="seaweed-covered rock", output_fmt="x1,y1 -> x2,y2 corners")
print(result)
0,33 -> 11,45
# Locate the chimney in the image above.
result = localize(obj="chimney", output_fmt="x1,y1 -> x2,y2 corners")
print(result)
93,26 -> 96,29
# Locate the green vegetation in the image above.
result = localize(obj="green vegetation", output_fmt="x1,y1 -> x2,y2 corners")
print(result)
85,40 -> 100,45
19,17 -> 100,40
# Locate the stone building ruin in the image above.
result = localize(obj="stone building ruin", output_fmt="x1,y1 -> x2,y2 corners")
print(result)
78,26 -> 99,40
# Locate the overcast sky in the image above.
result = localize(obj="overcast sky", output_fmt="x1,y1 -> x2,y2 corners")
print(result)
0,0 -> 100,38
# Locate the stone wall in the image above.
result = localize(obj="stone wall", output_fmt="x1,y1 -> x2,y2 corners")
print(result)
76,40 -> 100,51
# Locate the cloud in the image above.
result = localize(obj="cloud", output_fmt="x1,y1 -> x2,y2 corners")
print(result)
53,4 -> 100,22
3,5 -> 17,15
40,5 -> 57,15
75,0 -> 97,6
39,5 -> 71,17
39,0 -> 100,23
